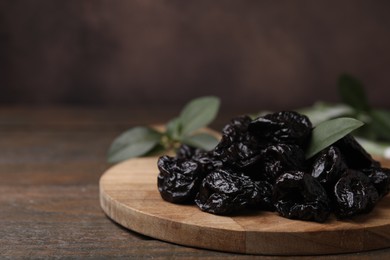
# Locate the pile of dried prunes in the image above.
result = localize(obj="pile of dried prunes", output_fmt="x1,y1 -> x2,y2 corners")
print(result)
157,111 -> 390,222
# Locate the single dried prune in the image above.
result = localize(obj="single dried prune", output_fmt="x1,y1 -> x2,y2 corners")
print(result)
157,155 -> 203,204
254,180 -> 275,211
333,170 -> 379,218
259,144 -> 305,183
334,134 -> 380,169
213,116 -> 262,168
216,139 -> 262,168
176,144 -> 205,160
193,151 -> 223,174
221,115 -> 253,142
273,171 -> 330,222
362,167 -> 390,198
195,169 -> 267,214
249,111 -> 312,148
311,146 -> 347,187
176,144 -> 222,174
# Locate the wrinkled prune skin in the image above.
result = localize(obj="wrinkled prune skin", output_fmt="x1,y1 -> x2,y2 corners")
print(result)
259,144 -> 305,183
221,115 -> 252,139
213,116 -> 263,168
193,151 -> 223,174
333,170 -> 379,218
335,134 -> 380,169
254,180 -> 275,211
157,155 -> 203,204
249,111 -> 312,148
176,144 -> 205,160
362,167 -> 390,198
273,171 -> 331,222
311,146 -> 347,188
195,169 -> 267,215
176,144 -> 222,174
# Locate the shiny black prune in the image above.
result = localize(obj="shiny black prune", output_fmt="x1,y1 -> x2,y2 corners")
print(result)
176,144 -> 205,160
195,169 -> 268,215
311,146 -> 347,187
254,180 -> 275,210
333,170 -> 379,218
334,134 -> 380,169
249,111 -> 312,148
259,144 -> 305,183
177,144 -> 222,174
362,167 -> 390,198
193,151 -> 223,174
273,171 -> 331,222
213,116 -> 262,168
216,140 -> 262,168
221,115 -> 252,141
157,155 -> 203,204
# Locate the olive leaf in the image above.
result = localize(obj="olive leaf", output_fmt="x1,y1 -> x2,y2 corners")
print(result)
166,117 -> 181,140
107,126 -> 162,163
305,117 -> 364,159
338,74 -> 370,113
298,102 -> 354,126
182,133 -> 219,151
179,96 -> 220,136
107,96 -> 221,164
144,144 -> 166,157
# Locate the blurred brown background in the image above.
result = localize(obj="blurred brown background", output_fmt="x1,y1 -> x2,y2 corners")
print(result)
1,0 -> 389,111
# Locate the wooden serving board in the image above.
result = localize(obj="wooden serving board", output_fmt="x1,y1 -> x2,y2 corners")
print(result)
99,157 -> 390,255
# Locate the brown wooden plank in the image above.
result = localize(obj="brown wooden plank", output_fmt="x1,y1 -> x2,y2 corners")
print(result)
0,186 -> 234,258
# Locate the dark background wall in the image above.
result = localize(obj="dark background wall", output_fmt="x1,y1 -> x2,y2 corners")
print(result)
1,0 -> 389,111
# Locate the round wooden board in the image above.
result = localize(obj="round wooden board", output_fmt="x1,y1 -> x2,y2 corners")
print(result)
99,157 -> 390,255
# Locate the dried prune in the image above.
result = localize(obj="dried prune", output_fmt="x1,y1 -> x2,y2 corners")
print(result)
193,151 -> 223,174
249,111 -> 312,148
311,146 -> 346,187
157,155 -> 203,204
213,116 -> 262,168
195,169 -> 268,214
216,140 -> 262,168
273,171 -> 330,222
221,115 -> 253,141
254,180 -> 275,210
259,144 -> 305,183
334,134 -> 380,169
333,170 -> 379,218
176,144 -> 222,174
362,167 -> 390,198
176,144 -> 205,160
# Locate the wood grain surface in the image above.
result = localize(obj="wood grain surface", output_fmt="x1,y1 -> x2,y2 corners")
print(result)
100,157 -> 390,255
1,107 -> 390,259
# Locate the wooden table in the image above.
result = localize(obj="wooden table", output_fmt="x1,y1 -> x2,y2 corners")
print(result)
1,106 -> 389,259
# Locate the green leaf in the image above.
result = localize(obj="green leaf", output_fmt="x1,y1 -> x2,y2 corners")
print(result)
182,133 -> 219,151
305,117 -> 364,159
297,102 -> 354,126
166,117 -> 182,140
144,144 -> 166,157
107,126 -> 162,163
338,74 -> 370,113
179,96 -> 220,136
